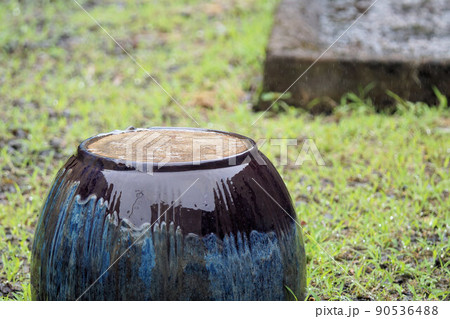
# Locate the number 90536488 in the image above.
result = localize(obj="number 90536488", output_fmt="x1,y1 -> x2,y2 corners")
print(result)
375,306 -> 438,316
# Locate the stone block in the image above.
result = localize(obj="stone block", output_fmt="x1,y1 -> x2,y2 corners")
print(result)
260,0 -> 450,112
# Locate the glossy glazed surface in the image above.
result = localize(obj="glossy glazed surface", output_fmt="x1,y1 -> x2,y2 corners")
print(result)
31,128 -> 306,300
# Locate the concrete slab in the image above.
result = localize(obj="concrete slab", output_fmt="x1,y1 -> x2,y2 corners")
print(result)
259,0 -> 450,112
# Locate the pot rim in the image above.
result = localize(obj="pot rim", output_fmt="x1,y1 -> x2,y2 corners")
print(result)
77,127 -> 259,172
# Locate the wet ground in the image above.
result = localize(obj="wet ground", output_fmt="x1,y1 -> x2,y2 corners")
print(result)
320,0 -> 450,59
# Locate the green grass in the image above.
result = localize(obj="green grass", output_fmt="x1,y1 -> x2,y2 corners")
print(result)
0,0 -> 449,301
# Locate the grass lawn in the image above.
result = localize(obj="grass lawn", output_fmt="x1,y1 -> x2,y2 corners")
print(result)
0,0 -> 449,301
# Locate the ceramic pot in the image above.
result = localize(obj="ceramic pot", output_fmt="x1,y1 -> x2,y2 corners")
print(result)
31,127 -> 306,300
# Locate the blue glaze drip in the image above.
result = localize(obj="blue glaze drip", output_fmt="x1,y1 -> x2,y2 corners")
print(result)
203,231 -> 284,300
32,172 -> 305,300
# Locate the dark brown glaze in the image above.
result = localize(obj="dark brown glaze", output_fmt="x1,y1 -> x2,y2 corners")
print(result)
59,128 -> 297,238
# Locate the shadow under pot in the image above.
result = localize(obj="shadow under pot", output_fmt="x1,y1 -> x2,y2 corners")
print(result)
31,127 -> 306,300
